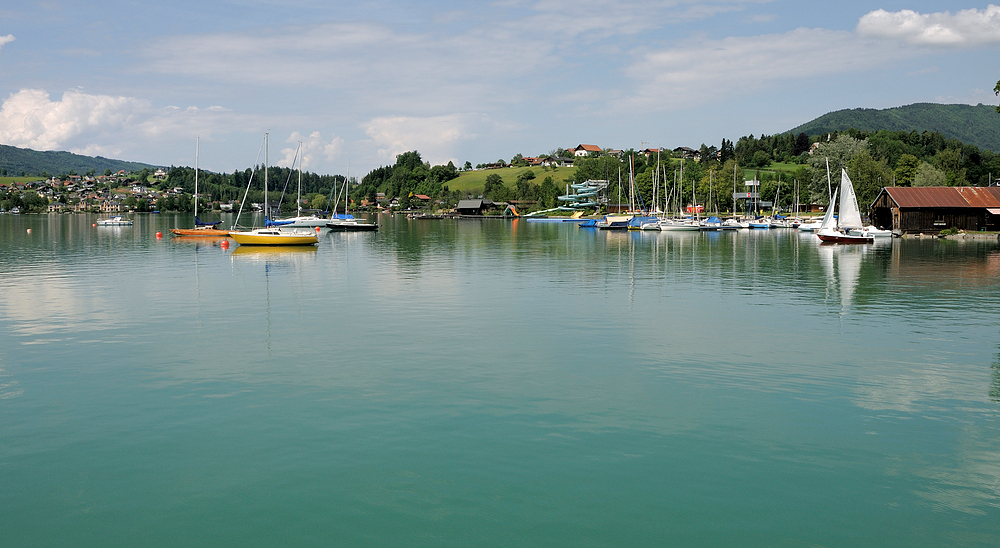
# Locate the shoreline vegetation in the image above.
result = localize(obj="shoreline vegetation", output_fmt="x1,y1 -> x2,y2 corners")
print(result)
3,126 -> 1000,218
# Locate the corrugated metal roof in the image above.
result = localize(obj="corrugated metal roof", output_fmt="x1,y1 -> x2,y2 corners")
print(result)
883,187 -> 1000,208
956,187 -> 1000,208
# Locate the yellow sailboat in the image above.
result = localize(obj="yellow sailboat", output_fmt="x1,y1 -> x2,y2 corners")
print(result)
228,132 -> 318,246
229,228 -> 318,246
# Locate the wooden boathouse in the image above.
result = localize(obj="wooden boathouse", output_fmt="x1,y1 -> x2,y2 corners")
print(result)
869,187 -> 1000,234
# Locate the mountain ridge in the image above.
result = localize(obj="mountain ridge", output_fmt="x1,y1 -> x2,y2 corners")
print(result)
0,144 -> 160,177
789,103 -> 1000,152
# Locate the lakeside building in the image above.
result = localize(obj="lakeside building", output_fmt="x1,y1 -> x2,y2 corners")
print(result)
870,186 -> 1000,234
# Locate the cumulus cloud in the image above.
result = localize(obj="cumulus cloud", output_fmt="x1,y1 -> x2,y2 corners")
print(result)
623,27 -> 907,110
857,5 -> 1000,46
0,34 -> 14,51
278,131 -> 345,170
0,89 -> 150,152
362,114 -> 485,166
0,88 -> 257,167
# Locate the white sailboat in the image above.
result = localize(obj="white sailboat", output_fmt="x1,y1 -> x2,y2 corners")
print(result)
326,165 -> 378,231
816,168 -> 873,243
272,141 -> 329,230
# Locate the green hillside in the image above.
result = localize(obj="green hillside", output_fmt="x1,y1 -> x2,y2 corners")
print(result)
0,144 -> 160,176
449,165 -> 577,192
790,103 -> 1000,153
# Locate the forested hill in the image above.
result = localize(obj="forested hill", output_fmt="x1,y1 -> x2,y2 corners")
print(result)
0,144 -> 159,176
789,103 -> 1000,153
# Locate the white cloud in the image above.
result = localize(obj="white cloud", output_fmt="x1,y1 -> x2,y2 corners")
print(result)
0,89 -> 150,151
278,131 -> 345,170
857,5 -> 1000,46
0,34 -> 14,51
362,113 -> 486,166
623,27 -> 907,110
0,88 -> 257,166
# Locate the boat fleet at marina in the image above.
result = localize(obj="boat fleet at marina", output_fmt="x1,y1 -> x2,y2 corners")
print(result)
571,167 -> 890,243
91,136 -> 885,247
158,134 -> 374,246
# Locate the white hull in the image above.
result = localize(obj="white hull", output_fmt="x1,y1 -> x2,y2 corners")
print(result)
274,215 -> 329,228
97,216 -> 132,226
658,219 -> 700,231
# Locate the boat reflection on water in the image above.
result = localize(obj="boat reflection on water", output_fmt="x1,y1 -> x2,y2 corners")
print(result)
170,236 -> 232,248
817,239 -> 889,311
229,244 -> 317,263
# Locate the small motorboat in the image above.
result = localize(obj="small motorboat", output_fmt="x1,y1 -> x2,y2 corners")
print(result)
96,216 -> 133,226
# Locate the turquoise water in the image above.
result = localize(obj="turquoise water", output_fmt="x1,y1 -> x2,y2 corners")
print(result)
2,213 -> 999,546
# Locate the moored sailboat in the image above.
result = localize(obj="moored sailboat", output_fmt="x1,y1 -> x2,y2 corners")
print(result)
325,166 -> 377,231
270,141 -> 330,230
816,169 -> 873,244
170,137 -> 230,236
229,133 -> 318,246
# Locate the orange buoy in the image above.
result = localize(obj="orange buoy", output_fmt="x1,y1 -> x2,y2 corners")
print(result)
220,240 -> 230,249
315,226 -> 321,231
155,232 -> 162,238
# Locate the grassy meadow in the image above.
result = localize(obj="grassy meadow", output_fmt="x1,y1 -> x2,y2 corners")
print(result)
0,176 -> 45,186
449,165 -> 578,192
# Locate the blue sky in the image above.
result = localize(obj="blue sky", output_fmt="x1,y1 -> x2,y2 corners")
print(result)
1,1 -> 999,176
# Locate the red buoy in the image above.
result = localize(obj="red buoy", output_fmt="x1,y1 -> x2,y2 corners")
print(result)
315,226 -> 321,232
155,232 -> 162,238
221,240 -> 230,249
93,223 -> 97,227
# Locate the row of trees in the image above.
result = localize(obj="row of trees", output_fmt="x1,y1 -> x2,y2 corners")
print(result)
0,189 -> 49,212
162,165 -> 348,213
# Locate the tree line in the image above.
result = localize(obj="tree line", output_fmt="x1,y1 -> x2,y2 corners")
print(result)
349,125 -> 1000,217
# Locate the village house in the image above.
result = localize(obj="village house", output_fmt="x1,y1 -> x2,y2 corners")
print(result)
101,200 -> 124,213
673,146 -> 699,160
569,144 -> 602,157
542,157 -> 574,168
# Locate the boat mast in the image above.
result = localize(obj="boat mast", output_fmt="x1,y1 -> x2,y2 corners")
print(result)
708,170 -> 713,216
617,164 -> 621,214
825,157 -> 832,206
689,159 -> 697,220
733,162 -> 737,217
194,136 -> 199,218
628,154 -> 635,213
264,132 -> 269,223
661,162 -> 667,215
296,141 -> 302,217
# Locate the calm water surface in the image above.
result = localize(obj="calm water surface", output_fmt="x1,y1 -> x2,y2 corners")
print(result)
2,213 -> 1000,546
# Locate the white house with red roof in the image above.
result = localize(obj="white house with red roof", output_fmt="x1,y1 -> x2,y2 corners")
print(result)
569,144 -> 602,157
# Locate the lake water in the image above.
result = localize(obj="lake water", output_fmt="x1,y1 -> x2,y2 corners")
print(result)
2,212 -> 1000,546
